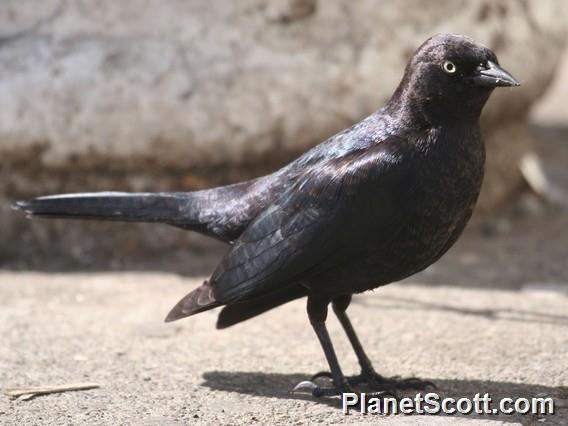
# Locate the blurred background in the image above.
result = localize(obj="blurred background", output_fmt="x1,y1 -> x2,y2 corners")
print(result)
0,0 -> 567,289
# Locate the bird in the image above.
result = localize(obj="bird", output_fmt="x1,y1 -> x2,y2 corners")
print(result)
14,33 -> 519,397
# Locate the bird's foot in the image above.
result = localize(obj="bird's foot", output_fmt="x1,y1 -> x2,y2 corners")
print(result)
292,378 -> 353,397
353,370 -> 436,392
292,378 -> 396,400
309,369 -> 435,392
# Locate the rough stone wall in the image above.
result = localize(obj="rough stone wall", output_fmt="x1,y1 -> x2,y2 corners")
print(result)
1,0 -> 567,268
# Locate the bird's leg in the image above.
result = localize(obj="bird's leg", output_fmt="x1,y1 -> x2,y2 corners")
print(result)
310,295 -> 435,392
292,295 -> 353,397
332,295 -> 377,384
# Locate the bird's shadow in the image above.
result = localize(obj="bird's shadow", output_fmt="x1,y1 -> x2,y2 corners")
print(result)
202,371 -> 567,418
352,295 -> 568,327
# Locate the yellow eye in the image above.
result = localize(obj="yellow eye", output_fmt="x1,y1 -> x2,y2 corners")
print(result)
443,61 -> 457,74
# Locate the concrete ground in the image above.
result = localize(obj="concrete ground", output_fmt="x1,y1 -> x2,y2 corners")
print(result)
1,271 -> 567,425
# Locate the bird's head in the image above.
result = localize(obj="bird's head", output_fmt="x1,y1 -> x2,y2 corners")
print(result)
390,33 -> 520,124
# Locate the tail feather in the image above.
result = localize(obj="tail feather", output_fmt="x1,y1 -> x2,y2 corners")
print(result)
165,281 -> 221,322
13,192 -> 193,224
13,178 -> 263,243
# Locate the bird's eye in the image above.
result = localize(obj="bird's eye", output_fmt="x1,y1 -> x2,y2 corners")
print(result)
442,61 -> 457,74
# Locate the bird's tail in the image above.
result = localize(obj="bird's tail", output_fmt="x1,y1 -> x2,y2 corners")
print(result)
165,280 -> 221,322
13,192 -> 193,224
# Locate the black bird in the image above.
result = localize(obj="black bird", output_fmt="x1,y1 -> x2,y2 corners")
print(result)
14,34 -> 519,397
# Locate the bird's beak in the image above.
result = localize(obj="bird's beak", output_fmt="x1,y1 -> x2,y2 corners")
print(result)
472,60 -> 520,87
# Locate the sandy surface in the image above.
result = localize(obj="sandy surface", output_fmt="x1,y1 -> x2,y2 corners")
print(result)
1,272 -> 566,425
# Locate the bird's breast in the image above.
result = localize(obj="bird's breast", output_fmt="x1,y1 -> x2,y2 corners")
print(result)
387,127 -> 485,275
312,126 -> 486,295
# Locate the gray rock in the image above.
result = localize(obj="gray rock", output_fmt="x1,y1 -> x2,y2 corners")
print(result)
1,0 -> 567,263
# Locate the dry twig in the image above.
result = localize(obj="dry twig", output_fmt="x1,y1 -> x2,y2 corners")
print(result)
4,383 -> 100,400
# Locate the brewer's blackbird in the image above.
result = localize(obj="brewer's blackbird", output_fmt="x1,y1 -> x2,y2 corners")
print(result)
15,33 -> 519,397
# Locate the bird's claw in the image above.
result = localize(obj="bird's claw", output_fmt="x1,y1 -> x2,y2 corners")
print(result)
308,369 -> 436,392
292,380 -> 318,393
391,377 -> 437,391
291,379 -> 353,397
292,379 -> 400,401
357,370 -> 436,392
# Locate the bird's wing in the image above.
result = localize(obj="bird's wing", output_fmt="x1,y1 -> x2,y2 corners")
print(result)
210,136 -> 413,304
